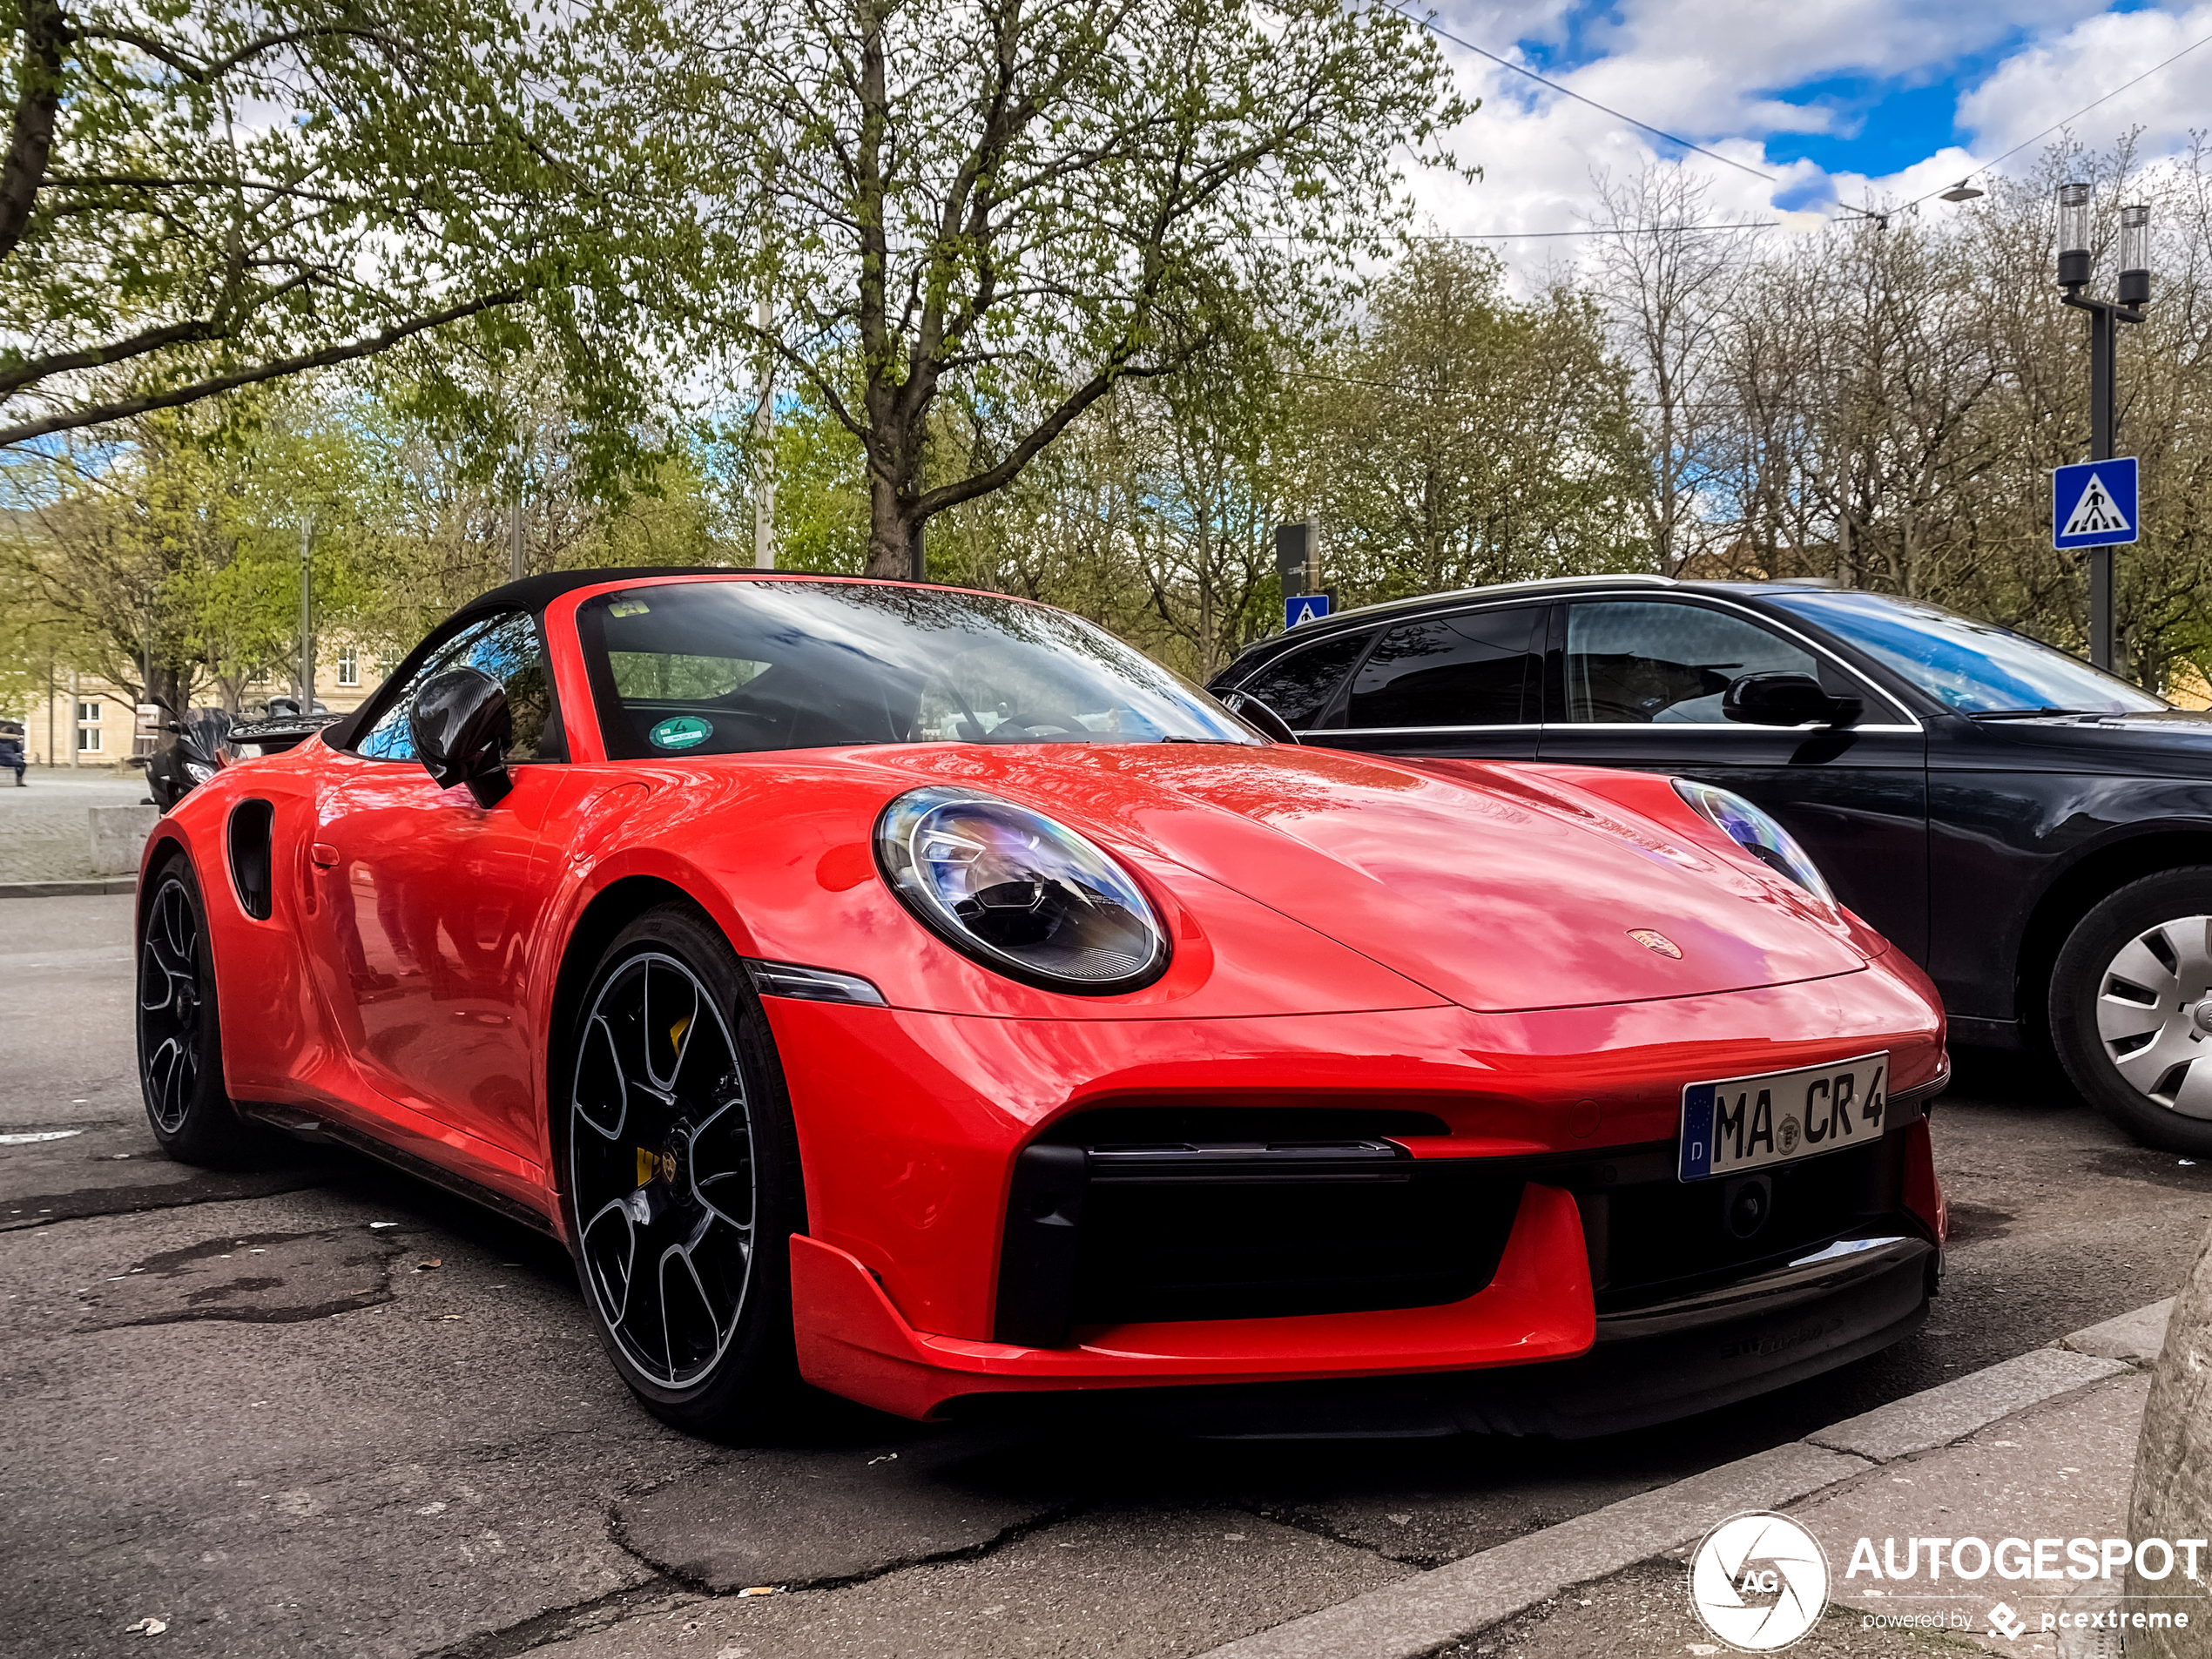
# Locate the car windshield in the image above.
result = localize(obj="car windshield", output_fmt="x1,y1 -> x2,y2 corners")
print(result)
577,579 -> 1260,759
1763,590 -> 2168,716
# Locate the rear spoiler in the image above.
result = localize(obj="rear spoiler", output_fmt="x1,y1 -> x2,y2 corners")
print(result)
227,711 -> 346,754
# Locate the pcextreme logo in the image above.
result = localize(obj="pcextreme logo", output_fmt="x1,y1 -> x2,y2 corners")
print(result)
1688,1512 -> 1831,1651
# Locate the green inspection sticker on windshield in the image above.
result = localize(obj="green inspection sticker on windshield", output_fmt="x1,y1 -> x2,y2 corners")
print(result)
647,715 -> 711,750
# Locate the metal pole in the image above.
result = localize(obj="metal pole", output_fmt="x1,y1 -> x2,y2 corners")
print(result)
300,518 -> 314,708
752,292 -> 776,570
511,496 -> 525,583
2089,306 -> 2115,670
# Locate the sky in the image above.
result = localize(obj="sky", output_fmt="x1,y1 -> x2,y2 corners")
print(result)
1406,0 -> 2212,268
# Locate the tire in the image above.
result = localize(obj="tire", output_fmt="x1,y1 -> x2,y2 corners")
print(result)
136,857 -> 260,1166
559,903 -> 806,1436
2049,867 -> 2212,1155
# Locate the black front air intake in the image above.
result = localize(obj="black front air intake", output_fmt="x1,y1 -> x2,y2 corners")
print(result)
994,1108 -> 1521,1347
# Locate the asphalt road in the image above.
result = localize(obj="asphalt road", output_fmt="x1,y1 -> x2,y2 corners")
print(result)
3,893 -> 2208,1659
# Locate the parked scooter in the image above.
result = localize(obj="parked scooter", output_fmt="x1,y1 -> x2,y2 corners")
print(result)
144,708 -> 233,813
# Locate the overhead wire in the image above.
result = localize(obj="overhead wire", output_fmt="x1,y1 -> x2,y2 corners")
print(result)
1375,0 -> 1777,185
1892,24 -> 2212,216
1369,4 -> 2212,239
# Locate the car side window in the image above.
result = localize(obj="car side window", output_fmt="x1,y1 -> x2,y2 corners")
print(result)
1345,606 -> 1541,729
1233,631 -> 1369,730
1561,602 -> 1822,725
353,611 -> 563,763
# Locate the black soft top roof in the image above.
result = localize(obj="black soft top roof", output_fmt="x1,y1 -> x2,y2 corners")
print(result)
443,566 -> 739,630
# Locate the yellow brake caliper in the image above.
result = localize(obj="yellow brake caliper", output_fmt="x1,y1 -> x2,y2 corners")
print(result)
636,1016 -> 697,1187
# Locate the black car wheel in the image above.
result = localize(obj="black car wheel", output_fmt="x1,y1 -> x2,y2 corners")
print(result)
136,858 -> 260,1165
562,904 -> 805,1434
2050,867 -> 2212,1155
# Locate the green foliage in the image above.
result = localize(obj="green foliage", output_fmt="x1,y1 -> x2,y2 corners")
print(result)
1298,242 -> 1654,606
0,0 -> 657,473
597,0 -> 1471,575
765,400 -> 870,577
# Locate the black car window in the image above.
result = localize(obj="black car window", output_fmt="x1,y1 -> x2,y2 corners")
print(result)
1562,602 -> 1822,724
1232,631 -> 1369,731
352,611 -> 563,763
1345,607 -> 1541,729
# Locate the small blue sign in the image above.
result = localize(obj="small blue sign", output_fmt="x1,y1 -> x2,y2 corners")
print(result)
2054,457 -> 2139,550
1284,592 -> 1332,630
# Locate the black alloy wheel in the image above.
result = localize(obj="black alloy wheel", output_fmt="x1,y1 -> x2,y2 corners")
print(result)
563,904 -> 804,1433
2051,867 -> 2212,1157
136,858 -> 258,1165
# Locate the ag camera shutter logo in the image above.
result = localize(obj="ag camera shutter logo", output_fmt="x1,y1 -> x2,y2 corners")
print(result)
1689,1511 -> 1831,1650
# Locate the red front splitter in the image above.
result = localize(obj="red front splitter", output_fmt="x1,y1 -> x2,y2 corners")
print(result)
789,1182 -> 1596,1420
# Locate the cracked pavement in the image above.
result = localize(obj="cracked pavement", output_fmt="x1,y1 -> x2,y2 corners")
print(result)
4,894 -> 2210,1658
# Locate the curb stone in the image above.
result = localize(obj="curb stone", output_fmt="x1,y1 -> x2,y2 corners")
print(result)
1805,1347 -> 2129,1462
1195,1303 -> 2168,1659
0,878 -> 136,899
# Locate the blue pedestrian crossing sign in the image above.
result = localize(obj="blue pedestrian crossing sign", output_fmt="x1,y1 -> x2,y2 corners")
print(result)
2053,457 -> 2138,550
1284,592 -> 1332,630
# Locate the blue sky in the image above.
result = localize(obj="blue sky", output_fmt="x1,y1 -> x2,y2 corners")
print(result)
1410,0 -> 2212,253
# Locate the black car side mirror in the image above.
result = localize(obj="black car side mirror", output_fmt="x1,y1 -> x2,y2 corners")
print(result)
1219,691 -> 1299,744
408,666 -> 514,806
1723,671 -> 1861,729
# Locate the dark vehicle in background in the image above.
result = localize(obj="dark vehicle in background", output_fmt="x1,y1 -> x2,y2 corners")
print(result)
145,709 -> 233,813
144,702 -> 345,812
1211,574 -> 2212,1155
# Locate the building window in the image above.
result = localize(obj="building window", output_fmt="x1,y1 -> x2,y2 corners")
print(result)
77,725 -> 101,752
337,648 -> 359,686
77,700 -> 99,723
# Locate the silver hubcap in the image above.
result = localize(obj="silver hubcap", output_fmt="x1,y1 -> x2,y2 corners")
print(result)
2095,914 -> 2212,1117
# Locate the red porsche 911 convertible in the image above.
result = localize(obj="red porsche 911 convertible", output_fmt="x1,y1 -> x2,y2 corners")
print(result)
137,570 -> 1948,1437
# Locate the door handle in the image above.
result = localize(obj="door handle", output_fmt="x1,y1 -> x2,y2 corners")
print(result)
309,842 -> 339,868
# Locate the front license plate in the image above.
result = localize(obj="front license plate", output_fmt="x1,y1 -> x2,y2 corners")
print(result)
1678,1052 -> 1889,1182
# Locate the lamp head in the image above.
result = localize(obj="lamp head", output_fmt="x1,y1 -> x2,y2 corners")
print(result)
2058,182 -> 2092,288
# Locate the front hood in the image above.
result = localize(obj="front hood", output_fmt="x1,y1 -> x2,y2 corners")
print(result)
1961,709 -> 2212,778
852,745 -> 1866,1013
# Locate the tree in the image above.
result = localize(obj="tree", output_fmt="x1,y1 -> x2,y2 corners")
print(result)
607,0 -> 1467,580
0,0 -> 641,453
1587,167 -> 1761,574
1598,145 -> 2212,695
1302,241 -> 1652,604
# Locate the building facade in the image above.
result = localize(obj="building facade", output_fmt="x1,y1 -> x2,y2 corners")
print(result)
15,642 -> 380,768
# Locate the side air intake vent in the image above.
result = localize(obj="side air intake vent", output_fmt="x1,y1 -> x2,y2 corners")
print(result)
227,799 -> 275,920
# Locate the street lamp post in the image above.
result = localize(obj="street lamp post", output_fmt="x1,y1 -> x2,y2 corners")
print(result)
300,516 -> 314,709
2057,183 -> 2152,672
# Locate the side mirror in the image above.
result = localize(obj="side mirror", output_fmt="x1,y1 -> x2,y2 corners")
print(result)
1723,671 -> 1860,729
1219,690 -> 1299,744
408,666 -> 513,806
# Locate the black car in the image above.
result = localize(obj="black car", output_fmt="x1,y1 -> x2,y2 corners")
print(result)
1209,574 -> 2212,1153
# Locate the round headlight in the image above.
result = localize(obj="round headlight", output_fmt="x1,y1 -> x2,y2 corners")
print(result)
875,786 -> 1170,994
1673,779 -> 1835,907
183,760 -> 218,785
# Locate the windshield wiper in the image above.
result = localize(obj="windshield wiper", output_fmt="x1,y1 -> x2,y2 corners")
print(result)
1968,707 -> 2092,719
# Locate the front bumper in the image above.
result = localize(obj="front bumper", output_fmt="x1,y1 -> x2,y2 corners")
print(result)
764,970 -> 1946,1422
936,1233 -> 1935,1439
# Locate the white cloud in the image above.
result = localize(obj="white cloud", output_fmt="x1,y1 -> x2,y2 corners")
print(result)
1393,0 -> 2202,281
1954,3 -> 2212,164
